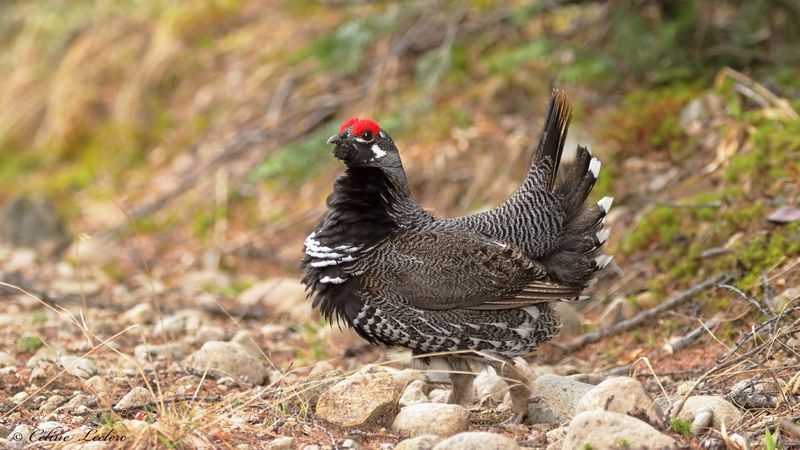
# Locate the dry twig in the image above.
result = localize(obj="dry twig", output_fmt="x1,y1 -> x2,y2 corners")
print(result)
664,313 -> 726,354
562,274 -> 731,354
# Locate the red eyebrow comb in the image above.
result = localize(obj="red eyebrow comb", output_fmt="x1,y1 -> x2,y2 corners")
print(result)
339,117 -> 358,133
339,117 -> 380,136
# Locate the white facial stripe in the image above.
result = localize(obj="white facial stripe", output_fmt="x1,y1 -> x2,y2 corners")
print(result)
379,131 -> 386,138
371,144 -> 387,160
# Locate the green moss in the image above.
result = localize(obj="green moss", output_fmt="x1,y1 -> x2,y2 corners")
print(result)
101,263 -> 127,283
603,86 -> 698,159
621,205 -> 684,254
646,333 -> 657,349
663,243 -> 702,284
709,294 -> 731,312
17,335 -> 44,353
725,117 -> 800,186
736,227 -> 800,290
725,147 -> 766,183
669,417 -> 693,436
715,322 -> 737,343
722,202 -> 765,231
29,312 -> 47,325
645,279 -> 668,302
660,319 -> 684,338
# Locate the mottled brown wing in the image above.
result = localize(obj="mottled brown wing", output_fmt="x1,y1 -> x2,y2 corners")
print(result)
352,231 -> 581,310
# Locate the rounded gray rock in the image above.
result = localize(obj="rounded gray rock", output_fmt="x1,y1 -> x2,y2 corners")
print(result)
383,366 -> 425,390
316,366 -> 400,428
230,330 -> 264,359
530,374 -> 593,423
576,377 -> 662,425
120,303 -> 155,325
0,351 -> 16,368
563,410 -> 678,450
0,195 -> 69,251
114,386 -> 154,411
268,436 -> 294,449
294,365 -> 344,408
428,388 -> 449,404
399,379 -> 430,407
392,403 -> 469,438
153,309 -> 206,337
433,432 -> 520,450
134,342 -> 190,362
184,341 -> 269,385
674,395 -> 743,429
395,434 -> 442,450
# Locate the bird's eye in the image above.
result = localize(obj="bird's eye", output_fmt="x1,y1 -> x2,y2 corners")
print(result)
361,131 -> 373,141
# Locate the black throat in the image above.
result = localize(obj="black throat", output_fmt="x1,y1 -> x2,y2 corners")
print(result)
302,165 -> 425,328
320,166 -> 406,245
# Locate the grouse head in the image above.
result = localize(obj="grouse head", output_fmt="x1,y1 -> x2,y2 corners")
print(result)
327,117 -> 400,169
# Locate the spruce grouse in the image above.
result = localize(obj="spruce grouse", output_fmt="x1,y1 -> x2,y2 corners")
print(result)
302,90 -> 613,423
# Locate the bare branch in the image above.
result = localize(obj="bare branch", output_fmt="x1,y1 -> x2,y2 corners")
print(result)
561,274 -> 731,354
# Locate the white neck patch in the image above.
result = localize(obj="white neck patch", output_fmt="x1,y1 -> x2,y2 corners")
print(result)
371,144 -> 387,160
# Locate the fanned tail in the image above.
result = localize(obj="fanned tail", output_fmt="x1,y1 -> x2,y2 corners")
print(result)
546,144 -> 614,288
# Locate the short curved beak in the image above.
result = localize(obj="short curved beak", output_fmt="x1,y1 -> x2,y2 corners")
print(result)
327,133 -> 347,145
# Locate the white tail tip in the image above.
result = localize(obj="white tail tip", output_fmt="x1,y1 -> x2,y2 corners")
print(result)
597,196 -> 614,213
596,227 -> 611,244
595,254 -> 613,269
588,158 -> 602,178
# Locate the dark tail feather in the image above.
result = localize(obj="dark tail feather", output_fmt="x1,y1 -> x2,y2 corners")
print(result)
545,144 -> 613,288
530,89 -> 571,190
555,145 -> 596,221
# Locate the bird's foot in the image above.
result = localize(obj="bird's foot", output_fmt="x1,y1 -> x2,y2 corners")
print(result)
501,411 -> 527,426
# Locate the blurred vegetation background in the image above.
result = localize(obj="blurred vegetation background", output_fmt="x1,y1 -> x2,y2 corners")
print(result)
0,0 -> 798,298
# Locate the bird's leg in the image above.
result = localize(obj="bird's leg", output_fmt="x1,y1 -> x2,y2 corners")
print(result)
447,372 -> 476,406
492,359 -> 532,425
445,357 -> 475,407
